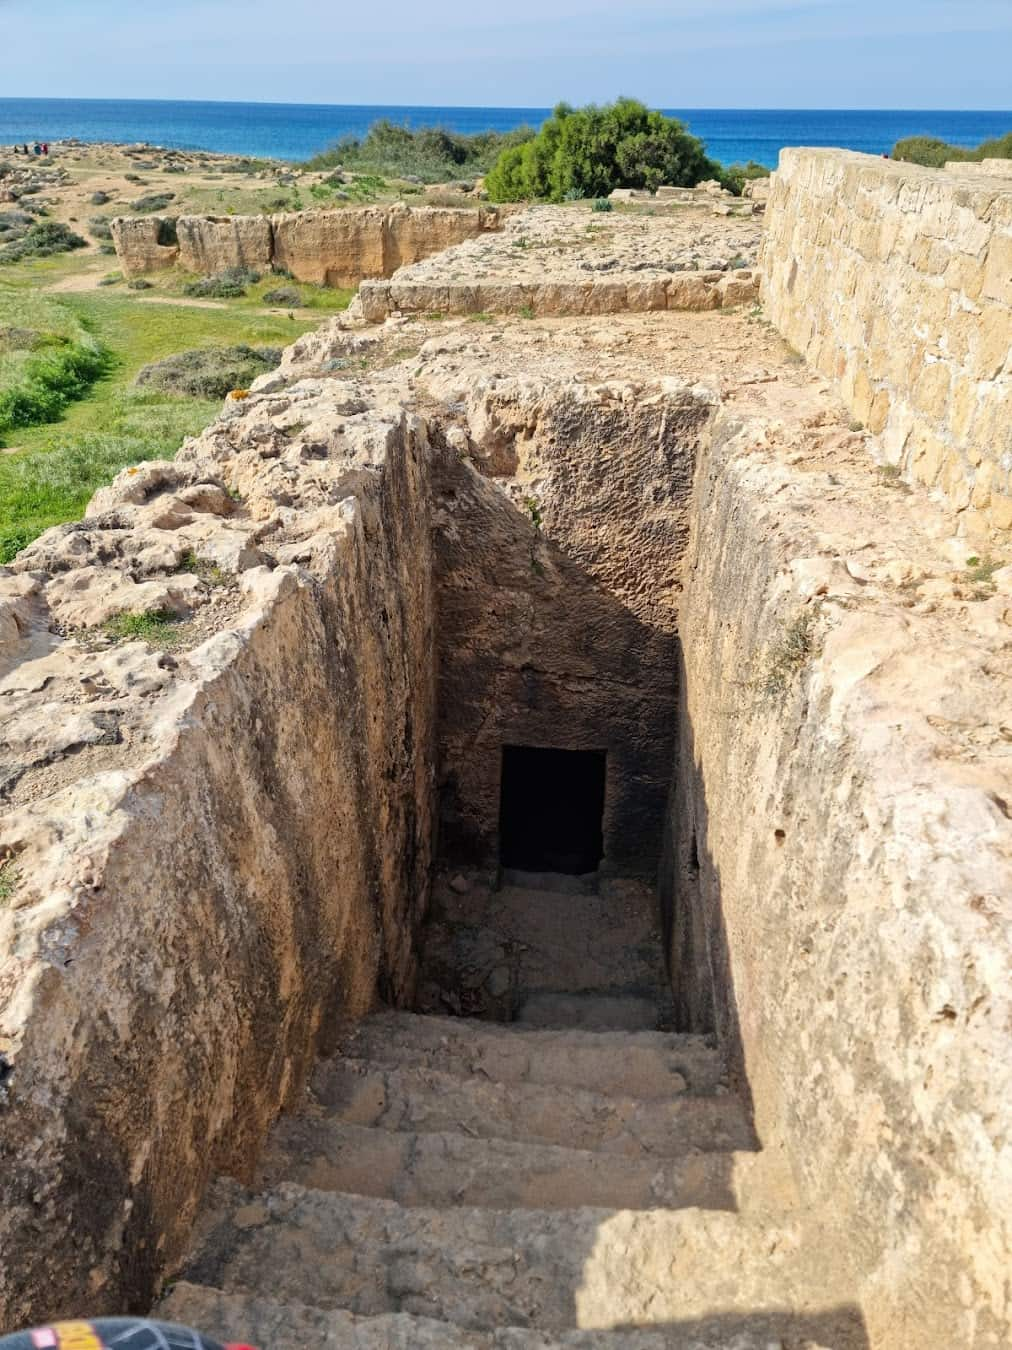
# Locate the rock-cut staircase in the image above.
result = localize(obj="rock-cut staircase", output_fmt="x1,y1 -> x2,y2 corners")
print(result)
161,873 -> 865,1348
161,1009 -> 865,1348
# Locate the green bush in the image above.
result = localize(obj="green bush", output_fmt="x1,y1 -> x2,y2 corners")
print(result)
893,131 -> 1012,167
592,197 -> 613,212
0,221 -> 87,264
719,160 -> 772,194
305,119 -> 536,184
183,267 -> 260,299
88,215 -> 113,240
131,192 -> 175,214
134,344 -> 281,398
263,285 -> 302,307
485,99 -> 720,202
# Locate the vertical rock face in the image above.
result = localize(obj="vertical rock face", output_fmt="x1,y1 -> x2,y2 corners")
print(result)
0,395 -> 438,1328
175,215 -> 274,275
761,148 -> 1012,537
663,403 -> 1012,1347
429,378 -> 711,876
111,206 -> 500,287
108,216 -> 180,270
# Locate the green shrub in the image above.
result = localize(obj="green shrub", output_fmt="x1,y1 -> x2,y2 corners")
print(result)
88,215 -> 113,240
183,266 -> 260,299
592,197 -> 613,212
127,278 -> 153,290
263,285 -> 302,307
0,221 -> 87,264
134,344 -> 281,398
305,119 -> 536,184
485,99 -> 720,202
131,192 -> 175,214
719,160 -> 772,194
893,131 -> 1012,167
91,191 -> 110,206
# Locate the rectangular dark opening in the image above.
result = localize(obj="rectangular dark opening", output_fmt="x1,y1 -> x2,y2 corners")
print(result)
498,746 -> 606,875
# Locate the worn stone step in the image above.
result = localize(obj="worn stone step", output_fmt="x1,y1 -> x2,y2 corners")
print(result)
313,1059 -> 755,1157
344,1010 -> 726,1097
160,1282 -> 866,1349
258,1118 -> 743,1211
514,993 -> 660,1031
180,1181 -> 834,1335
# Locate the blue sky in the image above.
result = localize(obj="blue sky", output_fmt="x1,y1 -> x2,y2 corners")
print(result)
1,0 -> 1009,108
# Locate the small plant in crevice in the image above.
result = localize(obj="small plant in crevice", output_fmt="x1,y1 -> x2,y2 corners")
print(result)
518,304 -> 536,320
102,608 -> 182,647
0,855 -> 20,906
752,606 -> 821,704
524,495 -> 544,576
963,555 -> 1002,600
177,549 -> 228,588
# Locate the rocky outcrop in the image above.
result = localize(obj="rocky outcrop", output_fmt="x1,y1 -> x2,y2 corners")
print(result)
175,215 -> 274,275
112,205 -> 500,284
354,204 -> 761,319
109,215 -> 180,270
0,383 -> 437,1327
761,148 -> 1012,537
665,403 -> 1012,1347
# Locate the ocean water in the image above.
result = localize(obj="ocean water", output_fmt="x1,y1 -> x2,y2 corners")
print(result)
0,99 -> 1009,168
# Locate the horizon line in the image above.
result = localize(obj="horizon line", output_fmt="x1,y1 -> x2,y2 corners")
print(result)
0,96 -> 1010,115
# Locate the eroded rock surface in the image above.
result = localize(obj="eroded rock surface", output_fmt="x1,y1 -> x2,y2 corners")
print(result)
2,187 -> 1011,1349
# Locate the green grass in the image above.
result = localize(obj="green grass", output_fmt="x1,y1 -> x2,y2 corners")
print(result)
102,607 -> 182,646
0,255 -> 350,561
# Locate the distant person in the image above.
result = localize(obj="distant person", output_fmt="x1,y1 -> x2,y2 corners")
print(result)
32,143 -> 41,156
42,143 -> 49,156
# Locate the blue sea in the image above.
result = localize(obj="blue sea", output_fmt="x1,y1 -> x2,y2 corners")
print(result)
1,100 -> 1009,169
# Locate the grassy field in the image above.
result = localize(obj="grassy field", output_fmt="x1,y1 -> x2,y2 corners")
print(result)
0,253 -> 350,562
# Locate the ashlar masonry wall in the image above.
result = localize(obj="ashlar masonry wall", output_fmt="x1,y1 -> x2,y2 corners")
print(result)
761,149 -> 1012,536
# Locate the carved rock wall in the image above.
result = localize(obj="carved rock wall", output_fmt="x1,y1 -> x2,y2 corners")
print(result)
0,398 -> 438,1329
761,148 -> 1012,536
111,206 -> 500,287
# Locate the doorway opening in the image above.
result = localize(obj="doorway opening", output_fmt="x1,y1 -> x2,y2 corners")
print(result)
498,746 -> 606,874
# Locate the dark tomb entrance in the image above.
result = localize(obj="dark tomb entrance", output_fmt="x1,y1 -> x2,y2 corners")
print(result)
498,746 -> 606,874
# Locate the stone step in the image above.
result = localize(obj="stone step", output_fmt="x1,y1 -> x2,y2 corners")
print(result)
344,1010 -> 726,1097
161,1282 -> 866,1349
514,993 -> 660,1031
258,1118 -> 743,1211
417,878 -> 669,1024
312,1059 -> 755,1157
180,1181 -> 829,1335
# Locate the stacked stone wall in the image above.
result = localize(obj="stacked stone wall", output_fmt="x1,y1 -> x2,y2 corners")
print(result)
761,149 -> 1012,535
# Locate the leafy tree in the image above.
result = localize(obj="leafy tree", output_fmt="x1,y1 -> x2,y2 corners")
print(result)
485,99 -> 723,202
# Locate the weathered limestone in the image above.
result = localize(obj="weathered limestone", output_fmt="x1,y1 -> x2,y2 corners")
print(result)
3,187 -> 1011,1348
0,387 -> 438,1327
761,149 -> 1012,534
111,205 -> 499,283
426,376 -> 709,874
175,214 -> 274,274
355,204 -> 761,319
665,406 -> 1012,1346
108,215 -> 180,270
